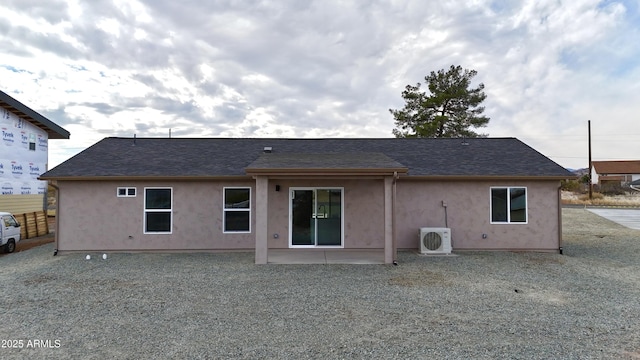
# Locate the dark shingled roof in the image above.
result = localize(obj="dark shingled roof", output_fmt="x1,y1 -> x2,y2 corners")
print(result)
0,89 -> 70,139
592,160 -> 640,175
246,152 -> 407,172
40,137 -> 574,179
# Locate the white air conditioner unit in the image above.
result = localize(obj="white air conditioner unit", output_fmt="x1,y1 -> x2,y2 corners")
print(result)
419,227 -> 452,255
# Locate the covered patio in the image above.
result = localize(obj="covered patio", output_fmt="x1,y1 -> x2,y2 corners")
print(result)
246,151 -> 408,264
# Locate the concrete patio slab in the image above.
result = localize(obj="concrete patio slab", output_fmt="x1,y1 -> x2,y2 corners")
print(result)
324,250 -> 385,264
267,249 -> 385,264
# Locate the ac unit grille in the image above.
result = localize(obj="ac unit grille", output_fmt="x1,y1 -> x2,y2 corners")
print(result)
419,227 -> 452,255
422,232 -> 442,251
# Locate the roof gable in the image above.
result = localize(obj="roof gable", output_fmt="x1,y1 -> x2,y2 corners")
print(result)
0,90 -> 70,139
40,137 -> 573,179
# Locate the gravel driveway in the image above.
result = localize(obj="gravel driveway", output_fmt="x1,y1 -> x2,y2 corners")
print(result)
1,208 -> 639,359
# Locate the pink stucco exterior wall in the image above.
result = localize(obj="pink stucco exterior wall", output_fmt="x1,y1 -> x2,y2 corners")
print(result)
395,180 -> 561,251
56,179 -> 386,251
56,180 -> 256,251
55,178 -> 561,252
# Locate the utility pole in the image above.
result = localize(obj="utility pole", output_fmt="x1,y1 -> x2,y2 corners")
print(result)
587,120 -> 593,201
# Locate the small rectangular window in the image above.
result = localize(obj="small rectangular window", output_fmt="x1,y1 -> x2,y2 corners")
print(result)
29,133 -> 36,151
223,187 -> 251,233
491,187 -> 527,224
117,187 -> 136,197
144,188 -> 172,233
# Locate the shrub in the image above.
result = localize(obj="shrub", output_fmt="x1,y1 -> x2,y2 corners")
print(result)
580,174 -> 590,184
600,184 -> 627,196
561,179 -> 581,192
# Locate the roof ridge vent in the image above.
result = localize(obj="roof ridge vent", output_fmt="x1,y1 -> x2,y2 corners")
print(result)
263,146 -> 272,153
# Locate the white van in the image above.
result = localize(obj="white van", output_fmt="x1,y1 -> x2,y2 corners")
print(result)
0,212 -> 21,253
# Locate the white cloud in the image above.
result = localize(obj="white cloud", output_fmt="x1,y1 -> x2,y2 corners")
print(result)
0,0 -> 638,169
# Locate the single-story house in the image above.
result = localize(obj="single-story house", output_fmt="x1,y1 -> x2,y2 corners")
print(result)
0,89 -> 70,217
39,137 -> 574,264
591,160 -> 640,187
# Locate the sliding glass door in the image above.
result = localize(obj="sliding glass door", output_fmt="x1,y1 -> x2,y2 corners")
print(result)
290,188 -> 343,247
291,189 -> 315,246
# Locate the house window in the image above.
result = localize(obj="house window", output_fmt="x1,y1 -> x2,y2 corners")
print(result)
29,133 -> 36,151
491,187 -> 527,224
144,188 -> 172,233
117,187 -> 136,197
223,187 -> 251,233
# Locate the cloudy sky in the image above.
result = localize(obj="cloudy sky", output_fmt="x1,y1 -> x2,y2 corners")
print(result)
1,0 -> 638,169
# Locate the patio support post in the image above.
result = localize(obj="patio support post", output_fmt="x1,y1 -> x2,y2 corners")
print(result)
255,176 -> 268,264
384,176 -> 393,264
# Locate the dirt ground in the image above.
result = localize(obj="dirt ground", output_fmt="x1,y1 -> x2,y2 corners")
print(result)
12,234 -> 55,252
1,208 -> 639,359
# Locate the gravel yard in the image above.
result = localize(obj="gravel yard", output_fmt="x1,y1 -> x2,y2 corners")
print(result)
1,208 -> 639,359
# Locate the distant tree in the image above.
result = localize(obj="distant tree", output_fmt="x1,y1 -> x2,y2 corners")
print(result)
580,174 -> 590,184
391,65 -> 490,138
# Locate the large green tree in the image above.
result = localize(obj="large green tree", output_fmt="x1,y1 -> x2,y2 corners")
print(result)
391,65 -> 490,138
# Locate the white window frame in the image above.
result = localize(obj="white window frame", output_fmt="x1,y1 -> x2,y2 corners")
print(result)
117,187 -> 137,197
143,187 -> 173,234
223,187 -> 251,234
490,186 -> 528,224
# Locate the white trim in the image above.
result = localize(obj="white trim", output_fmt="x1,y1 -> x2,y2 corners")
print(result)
117,187 -> 137,197
143,187 -> 173,234
223,187 -> 251,234
490,186 -> 528,224
289,187 -> 344,248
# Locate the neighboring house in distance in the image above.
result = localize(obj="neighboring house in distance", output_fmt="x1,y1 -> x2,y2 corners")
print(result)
591,160 -> 640,188
0,90 -> 70,215
39,137 -> 574,264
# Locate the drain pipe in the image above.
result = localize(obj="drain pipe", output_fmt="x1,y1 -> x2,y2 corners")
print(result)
442,200 -> 448,228
49,182 -> 60,256
392,171 -> 399,266
557,183 -> 563,255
